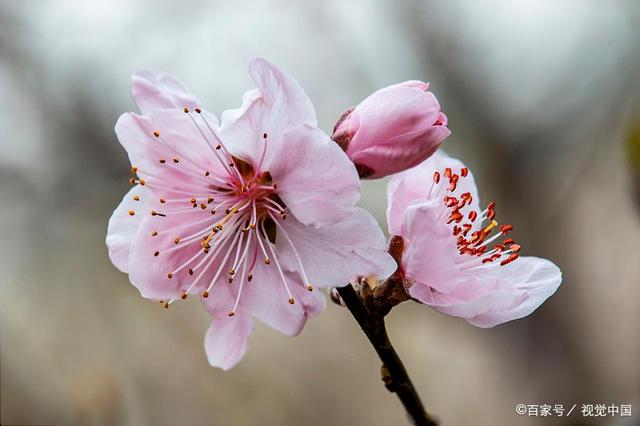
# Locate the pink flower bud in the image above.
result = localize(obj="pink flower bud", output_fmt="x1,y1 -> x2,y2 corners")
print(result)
332,81 -> 450,179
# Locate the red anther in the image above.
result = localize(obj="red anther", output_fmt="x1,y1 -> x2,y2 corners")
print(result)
482,257 -> 494,264
472,230 -> 488,246
446,197 -> 459,208
487,201 -> 496,210
494,244 -> 506,251
456,235 -> 465,245
503,238 -> 515,245
195,107 -> 202,113
450,174 -> 459,183
461,167 -> 469,177
448,182 -> 458,192
476,246 -> 487,255
500,224 -> 514,234
468,211 -> 478,221
433,171 -> 441,184
500,253 -> 519,266
509,244 -> 521,253
453,225 -> 461,235
491,253 -> 501,260
447,210 -> 463,224
444,168 -> 452,178
487,209 -> 496,221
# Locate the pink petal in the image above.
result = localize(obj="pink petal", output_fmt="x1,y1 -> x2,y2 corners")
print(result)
114,110 -> 223,189
401,202 -> 468,293
467,257 -> 562,327
387,150 -> 480,235
218,60 -> 360,227
276,208 -> 397,287
391,80 -> 431,91
132,69 -> 201,114
410,257 -> 562,328
126,205 -> 224,300
204,317 -> 252,370
105,185 -> 149,272
203,284 -> 253,370
248,58 -> 317,129
268,125 -> 360,226
437,112 -> 448,126
244,260 -> 326,336
219,58 -> 317,167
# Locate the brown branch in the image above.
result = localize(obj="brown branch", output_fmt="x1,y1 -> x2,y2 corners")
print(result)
337,284 -> 438,426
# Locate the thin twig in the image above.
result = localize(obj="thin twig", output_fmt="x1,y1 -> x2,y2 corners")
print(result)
337,284 -> 438,426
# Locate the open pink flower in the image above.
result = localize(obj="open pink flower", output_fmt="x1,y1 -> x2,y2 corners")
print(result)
106,58 -> 395,369
387,151 -> 561,327
332,81 -> 450,179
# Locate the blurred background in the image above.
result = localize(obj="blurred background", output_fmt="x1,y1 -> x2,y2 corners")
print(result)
1,0 -> 639,425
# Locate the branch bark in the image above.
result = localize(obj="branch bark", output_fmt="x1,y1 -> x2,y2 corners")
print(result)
337,284 -> 438,426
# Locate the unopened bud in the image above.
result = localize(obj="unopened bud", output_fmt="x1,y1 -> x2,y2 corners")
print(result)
332,81 -> 450,179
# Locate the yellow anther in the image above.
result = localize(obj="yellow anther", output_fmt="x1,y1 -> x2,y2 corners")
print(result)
483,220 -> 498,234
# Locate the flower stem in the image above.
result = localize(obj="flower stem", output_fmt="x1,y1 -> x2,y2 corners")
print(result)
337,284 -> 438,426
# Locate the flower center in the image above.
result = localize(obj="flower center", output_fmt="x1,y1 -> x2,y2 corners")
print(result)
130,107 -> 313,315
429,167 -> 521,269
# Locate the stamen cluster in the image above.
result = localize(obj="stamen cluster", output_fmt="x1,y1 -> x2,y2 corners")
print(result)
127,108 -> 312,315
434,167 -> 521,267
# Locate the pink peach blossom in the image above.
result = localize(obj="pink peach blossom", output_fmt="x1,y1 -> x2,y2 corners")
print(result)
107,59 -> 395,369
387,151 -> 561,327
332,81 -> 450,179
